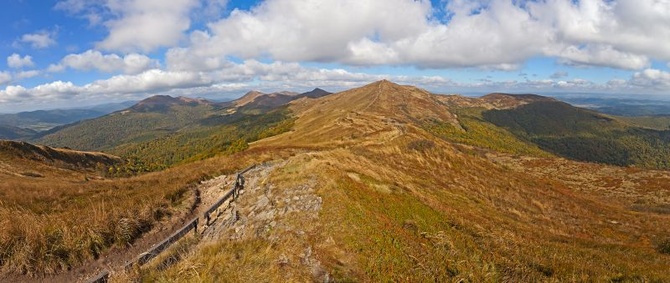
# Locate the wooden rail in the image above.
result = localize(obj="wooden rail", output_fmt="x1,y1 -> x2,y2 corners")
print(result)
124,217 -> 199,270
84,270 -> 109,283
84,164 -> 256,282
204,164 -> 256,225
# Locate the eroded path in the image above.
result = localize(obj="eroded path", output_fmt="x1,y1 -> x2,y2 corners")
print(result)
137,159 -> 331,282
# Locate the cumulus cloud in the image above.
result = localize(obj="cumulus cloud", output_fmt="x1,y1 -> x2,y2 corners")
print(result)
0,68 -> 212,104
175,0 -> 433,67
532,0 -> 670,59
7,54 -> 35,69
52,0 -> 670,71
50,50 -> 159,74
10,0 -> 670,110
2,59 -> 667,111
97,0 -> 198,52
165,0 -> 670,71
551,44 -> 650,70
0,72 -> 11,85
630,69 -> 670,90
17,30 -> 57,49
85,69 -> 212,94
0,60 -> 450,107
196,0 -> 229,21
15,70 -> 40,80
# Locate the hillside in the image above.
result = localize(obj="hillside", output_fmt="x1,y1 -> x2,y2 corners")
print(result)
130,81 -> 670,282
0,138 -> 233,279
3,81 -> 669,282
0,140 -> 121,186
234,88 -> 330,110
620,115 -> 670,130
480,100 -> 670,168
0,140 -> 120,172
0,101 -> 135,135
35,89 -> 330,168
0,125 -> 37,140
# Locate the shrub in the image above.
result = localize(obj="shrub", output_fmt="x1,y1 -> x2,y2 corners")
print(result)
657,238 -> 670,255
408,139 -> 435,152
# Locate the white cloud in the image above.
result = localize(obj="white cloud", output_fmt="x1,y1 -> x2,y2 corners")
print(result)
162,0 -> 670,71
0,72 -> 11,85
85,69 -> 212,94
51,50 -> 159,74
0,85 -> 27,103
0,69 -> 212,105
17,30 -> 57,49
3,57 -> 670,112
7,54 -> 35,69
54,0 -> 89,14
551,44 -> 650,70
0,60 -> 452,108
15,70 -> 40,80
97,0 -> 198,52
197,0 -> 229,20
166,45 -> 228,72
54,0 -> 106,26
530,0 -> 670,68
630,69 -> 670,90
180,0 -> 433,65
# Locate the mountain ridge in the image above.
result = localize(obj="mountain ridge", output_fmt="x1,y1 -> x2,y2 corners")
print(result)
3,80 -> 670,282
0,139 -> 121,172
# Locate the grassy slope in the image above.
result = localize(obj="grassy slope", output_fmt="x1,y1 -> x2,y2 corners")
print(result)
620,115 -> 670,130
482,101 -> 670,169
37,103 -> 295,168
424,107 -> 552,158
36,104 -> 215,151
137,81 -> 670,282
139,130 -> 670,282
0,119 -> 292,277
5,82 -> 668,280
0,125 -> 36,140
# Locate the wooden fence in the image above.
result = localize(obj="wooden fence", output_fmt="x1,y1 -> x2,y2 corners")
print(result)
124,217 -> 199,270
204,164 -> 255,225
84,164 -> 256,283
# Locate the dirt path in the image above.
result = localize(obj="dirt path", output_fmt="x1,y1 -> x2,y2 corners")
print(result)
193,160 -> 329,281
11,159 -> 327,282
4,174 -> 237,283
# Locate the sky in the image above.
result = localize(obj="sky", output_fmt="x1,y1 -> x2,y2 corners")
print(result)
1,0 -> 670,112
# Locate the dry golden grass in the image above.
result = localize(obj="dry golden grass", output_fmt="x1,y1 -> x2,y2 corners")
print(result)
142,81 -> 670,282
4,81 -> 670,281
0,142 -> 281,277
134,132 -> 670,281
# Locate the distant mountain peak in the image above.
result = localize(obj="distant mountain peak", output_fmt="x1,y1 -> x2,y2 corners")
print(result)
481,93 -> 557,109
235,91 -> 266,107
367,79 -> 401,89
300,88 -> 332,99
130,95 -> 213,112
252,80 -> 460,148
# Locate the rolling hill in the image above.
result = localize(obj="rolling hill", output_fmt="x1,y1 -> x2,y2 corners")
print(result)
0,139 -> 121,185
480,98 -> 670,168
0,101 -> 136,137
0,125 -> 37,140
135,80 -> 670,282
3,81 -> 669,282
35,88 -> 331,167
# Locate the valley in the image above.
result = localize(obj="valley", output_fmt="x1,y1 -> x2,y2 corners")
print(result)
0,81 -> 669,282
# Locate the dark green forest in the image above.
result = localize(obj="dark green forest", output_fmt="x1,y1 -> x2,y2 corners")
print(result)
481,101 -> 670,169
36,101 -> 294,175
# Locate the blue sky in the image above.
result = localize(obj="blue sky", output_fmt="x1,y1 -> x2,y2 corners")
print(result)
1,0 -> 670,112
